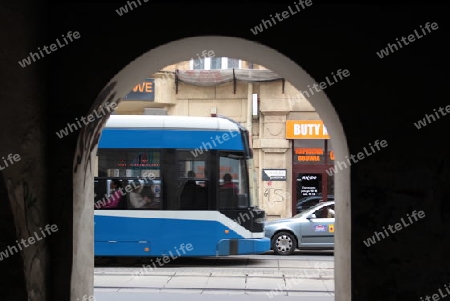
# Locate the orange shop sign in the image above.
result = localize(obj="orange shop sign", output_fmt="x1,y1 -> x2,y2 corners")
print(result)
286,120 -> 330,139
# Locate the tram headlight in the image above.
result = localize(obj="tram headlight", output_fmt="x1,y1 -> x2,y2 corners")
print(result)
254,217 -> 265,224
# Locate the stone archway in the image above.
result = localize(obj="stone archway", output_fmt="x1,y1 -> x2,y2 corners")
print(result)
73,36 -> 351,301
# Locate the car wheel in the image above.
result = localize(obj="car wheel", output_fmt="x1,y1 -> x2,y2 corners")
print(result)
272,231 -> 297,255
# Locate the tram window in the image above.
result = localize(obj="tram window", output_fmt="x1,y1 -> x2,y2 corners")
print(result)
94,179 -> 108,208
94,179 -> 128,210
97,149 -> 161,178
95,149 -> 163,210
219,152 -> 250,209
177,151 -> 209,210
123,179 -> 162,210
94,178 -> 162,210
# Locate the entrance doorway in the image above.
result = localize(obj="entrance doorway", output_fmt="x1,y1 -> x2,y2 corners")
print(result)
288,123 -> 335,216
292,165 -> 335,215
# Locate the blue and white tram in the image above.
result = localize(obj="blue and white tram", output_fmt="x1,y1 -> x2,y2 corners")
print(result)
94,114 -> 270,257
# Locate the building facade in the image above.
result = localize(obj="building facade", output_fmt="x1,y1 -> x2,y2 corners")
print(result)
112,58 -> 334,219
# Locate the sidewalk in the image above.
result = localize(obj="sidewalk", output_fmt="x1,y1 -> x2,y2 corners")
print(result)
95,290 -> 334,301
94,257 -> 334,297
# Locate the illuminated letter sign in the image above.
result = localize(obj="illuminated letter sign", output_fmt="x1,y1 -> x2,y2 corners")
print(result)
123,78 -> 155,101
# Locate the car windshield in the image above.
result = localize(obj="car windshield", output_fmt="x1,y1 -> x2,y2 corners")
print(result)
293,208 -> 315,218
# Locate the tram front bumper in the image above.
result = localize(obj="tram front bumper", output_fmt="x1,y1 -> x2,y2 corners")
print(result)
217,237 -> 270,256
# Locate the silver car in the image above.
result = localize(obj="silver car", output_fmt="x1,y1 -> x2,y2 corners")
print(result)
264,201 -> 335,255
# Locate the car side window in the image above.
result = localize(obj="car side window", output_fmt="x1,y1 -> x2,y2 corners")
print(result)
313,206 -> 327,218
327,205 -> 335,218
313,205 -> 334,218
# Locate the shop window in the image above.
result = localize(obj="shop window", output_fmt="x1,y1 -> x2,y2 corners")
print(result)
327,172 -> 335,197
293,140 -> 326,165
297,173 -> 322,197
326,140 -> 335,196
326,140 -> 334,165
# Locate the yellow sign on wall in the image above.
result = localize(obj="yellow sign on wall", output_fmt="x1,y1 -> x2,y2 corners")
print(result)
286,120 -> 330,139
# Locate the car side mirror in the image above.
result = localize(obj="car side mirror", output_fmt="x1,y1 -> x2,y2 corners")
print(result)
307,214 -> 316,219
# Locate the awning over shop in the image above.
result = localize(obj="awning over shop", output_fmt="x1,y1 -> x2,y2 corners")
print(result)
175,69 -> 283,86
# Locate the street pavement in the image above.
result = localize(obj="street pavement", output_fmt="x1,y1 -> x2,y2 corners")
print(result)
94,251 -> 335,300
94,291 -> 334,301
